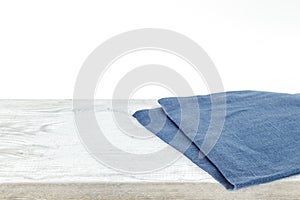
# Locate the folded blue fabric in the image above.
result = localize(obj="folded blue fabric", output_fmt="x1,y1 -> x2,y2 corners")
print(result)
133,91 -> 300,190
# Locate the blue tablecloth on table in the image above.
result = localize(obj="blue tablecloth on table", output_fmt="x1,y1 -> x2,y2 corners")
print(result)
133,91 -> 300,190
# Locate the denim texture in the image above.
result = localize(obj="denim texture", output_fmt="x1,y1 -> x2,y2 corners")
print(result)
133,91 -> 300,190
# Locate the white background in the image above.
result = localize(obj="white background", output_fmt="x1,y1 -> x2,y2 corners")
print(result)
0,0 -> 300,99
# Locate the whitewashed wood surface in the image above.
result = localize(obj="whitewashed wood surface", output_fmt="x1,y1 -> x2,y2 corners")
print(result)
0,100 -> 299,199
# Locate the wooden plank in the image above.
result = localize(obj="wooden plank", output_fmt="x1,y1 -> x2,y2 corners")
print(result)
0,100 -> 299,199
0,182 -> 300,200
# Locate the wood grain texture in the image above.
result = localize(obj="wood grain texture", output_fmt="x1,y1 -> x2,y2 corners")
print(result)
1,182 -> 300,200
0,100 -> 299,199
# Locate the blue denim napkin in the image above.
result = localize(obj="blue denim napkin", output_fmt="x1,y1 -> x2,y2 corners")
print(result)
133,91 -> 300,190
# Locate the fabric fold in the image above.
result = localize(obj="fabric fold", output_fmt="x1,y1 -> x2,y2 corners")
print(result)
133,90 -> 300,190
133,108 -> 234,190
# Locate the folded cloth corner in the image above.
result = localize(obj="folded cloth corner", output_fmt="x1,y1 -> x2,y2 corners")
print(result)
133,90 -> 300,190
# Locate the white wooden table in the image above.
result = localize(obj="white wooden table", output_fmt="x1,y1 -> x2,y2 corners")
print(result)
0,100 -> 299,199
